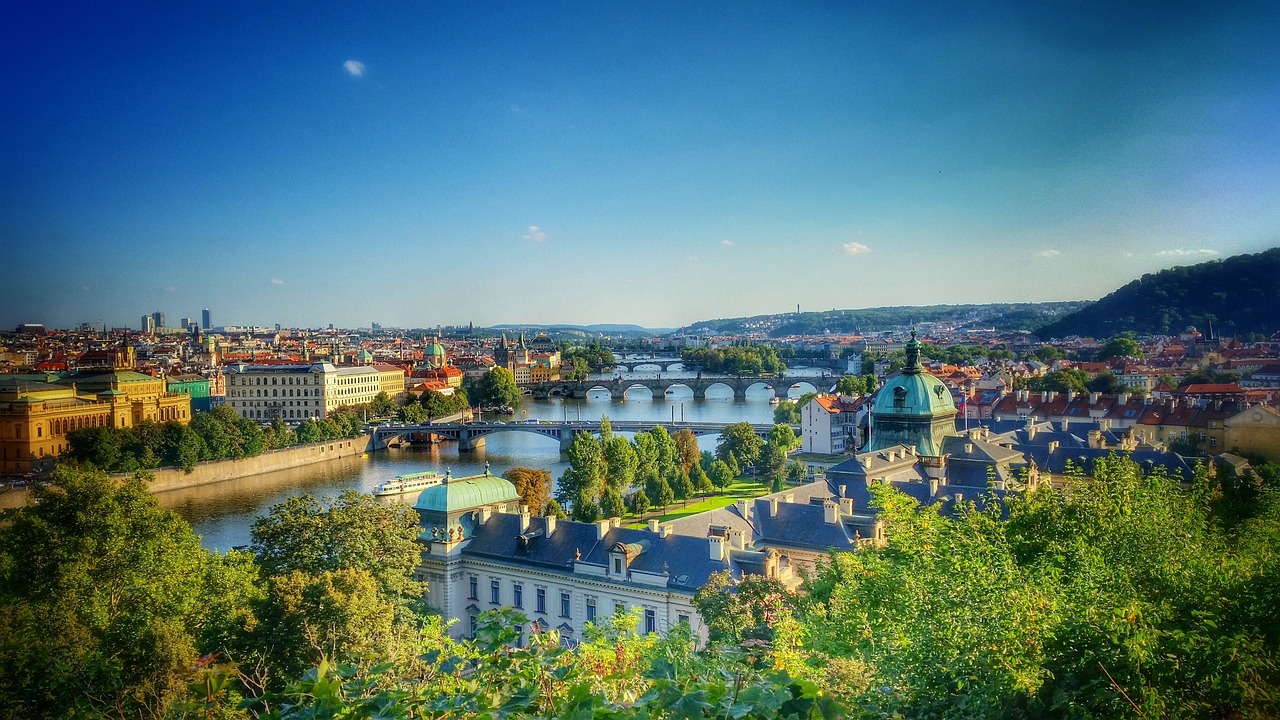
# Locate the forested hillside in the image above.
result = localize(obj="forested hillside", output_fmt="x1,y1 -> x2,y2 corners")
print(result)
1037,248 -> 1280,339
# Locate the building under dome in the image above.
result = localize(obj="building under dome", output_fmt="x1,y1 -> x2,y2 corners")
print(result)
423,336 -> 449,369
869,331 -> 957,457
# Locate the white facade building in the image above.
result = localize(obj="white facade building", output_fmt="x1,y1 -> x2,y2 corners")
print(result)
801,394 -> 866,454
224,362 -> 388,422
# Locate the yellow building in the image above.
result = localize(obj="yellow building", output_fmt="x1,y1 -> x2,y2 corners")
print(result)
1224,404 -> 1280,462
1,372 -> 192,475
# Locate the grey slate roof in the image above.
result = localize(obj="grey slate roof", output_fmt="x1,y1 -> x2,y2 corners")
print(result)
752,500 -> 854,552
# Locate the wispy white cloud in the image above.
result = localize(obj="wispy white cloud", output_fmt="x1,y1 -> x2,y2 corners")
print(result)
344,60 -> 365,77
271,278 -> 285,286
1156,248 -> 1218,258
720,239 -> 734,247
522,226 -> 547,242
1037,249 -> 1061,258
163,285 -> 176,292
687,255 -> 700,263
839,242 -> 871,255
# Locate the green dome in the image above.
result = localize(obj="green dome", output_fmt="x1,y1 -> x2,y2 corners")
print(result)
413,473 -> 519,513
871,332 -> 956,417
425,339 -> 446,356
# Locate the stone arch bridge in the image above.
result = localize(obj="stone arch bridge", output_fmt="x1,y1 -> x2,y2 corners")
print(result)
524,375 -> 829,401
369,419 -> 790,452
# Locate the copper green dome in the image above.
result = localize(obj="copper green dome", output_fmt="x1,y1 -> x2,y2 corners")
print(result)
425,337 -> 446,356
413,472 -> 519,513
869,331 -> 957,456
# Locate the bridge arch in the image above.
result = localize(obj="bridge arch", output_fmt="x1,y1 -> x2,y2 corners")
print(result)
620,383 -> 658,400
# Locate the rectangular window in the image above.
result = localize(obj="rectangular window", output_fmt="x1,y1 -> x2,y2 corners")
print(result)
677,614 -> 690,626
644,608 -> 656,634
560,591 -> 571,618
1209,437 -> 1218,447
514,625 -> 524,648
513,583 -> 523,609
613,558 -> 623,574
468,576 -> 478,600
470,615 -> 477,638
536,588 -> 546,614
586,598 -> 596,623
614,601 -> 625,616
490,579 -> 500,605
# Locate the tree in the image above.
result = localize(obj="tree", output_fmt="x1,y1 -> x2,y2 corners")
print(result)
650,425 -> 680,484
716,422 -> 763,470
603,435 -> 638,493
672,469 -> 694,501
690,461 -> 714,494
398,402 -> 427,423
1024,369 -> 1089,394
786,461 -> 807,485
370,390 -> 397,417
1086,370 -> 1125,394
249,490 -> 424,604
773,399 -> 801,424
646,474 -> 675,510
631,488 -> 650,516
557,432 -> 606,522
1032,345 -> 1064,362
1097,335 -> 1143,361
673,428 -> 700,473
599,487 -> 627,520
0,466 -> 253,719
476,366 -> 521,409
504,467 -> 554,515
709,459 -> 736,490
767,423 -> 798,450
835,375 -> 866,396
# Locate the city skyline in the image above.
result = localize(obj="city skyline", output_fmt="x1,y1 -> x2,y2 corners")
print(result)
3,2 -> 1278,330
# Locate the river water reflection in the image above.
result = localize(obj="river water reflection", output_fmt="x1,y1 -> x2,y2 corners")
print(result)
163,369 -> 833,551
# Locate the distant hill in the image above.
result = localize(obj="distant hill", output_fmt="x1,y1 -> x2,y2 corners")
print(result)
491,323 -> 675,335
1036,248 -> 1280,339
686,302 -> 1086,337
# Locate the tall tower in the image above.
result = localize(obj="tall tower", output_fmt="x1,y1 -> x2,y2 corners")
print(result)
152,311 -> 165,330
201,308 -> 211,330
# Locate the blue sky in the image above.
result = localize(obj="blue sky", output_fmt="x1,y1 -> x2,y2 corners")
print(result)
2,2 -> 1278,330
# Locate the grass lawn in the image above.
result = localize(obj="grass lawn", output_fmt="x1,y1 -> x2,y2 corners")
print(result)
625,479 -> 770,528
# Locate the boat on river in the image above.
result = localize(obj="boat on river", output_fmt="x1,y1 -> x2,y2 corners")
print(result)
373,470 -> 444,497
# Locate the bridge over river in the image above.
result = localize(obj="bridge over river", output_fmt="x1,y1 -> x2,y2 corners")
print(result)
369,419 -> 792,452
522,374 -> 832,400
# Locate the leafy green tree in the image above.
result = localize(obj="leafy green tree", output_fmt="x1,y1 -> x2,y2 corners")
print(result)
631,488 -> 650,516
476,366 -> 521,409
1024,368 -> 1089,394
632,431 -> 660,491
1086,370 -> 1125,394
1097,335 -> 1143,360
1032,344 -> 1064,362
163,421 -> 206,472
556,432 -> 606,522
249,490 -> 424,604
647,474 -> 675,510
786,461 -> 807,485
672,469 -> 694,501
370,390 -> 397,417
690,461 -> 714,494
603,434 -> 638,493
398,401 -> 427,423
709,459 -> 736,490
773,399 -> 801,424
599,487 -> 627,519
503,467 -> 553,515
835,375 -> 866,396
0,466 -> 253,719
716,422 -> 763,471
650,425 -> 680,485
694,571 -> 794,645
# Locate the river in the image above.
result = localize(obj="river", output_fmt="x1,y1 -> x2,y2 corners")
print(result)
160,366 -> 833,551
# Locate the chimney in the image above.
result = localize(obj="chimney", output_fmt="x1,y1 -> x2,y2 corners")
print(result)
862,457 -> 873,470
1048,440 -> 1059,453
519,505 -> 531,533
1040,391 -> 1048,403
929,478 -> 939,497
648,518 -> 660,533
784,493 -> 795,503
1048,391 -> 1057,402
964,442 -> 974,454
1089,392 -> 1100,404
887,450 -> 896,462
1061,418 -> 1070,431
1067,391 -> 1077,401
611,517 -> 622,528
735,498 -> 749,517
596,519 -> 611,540
1118,393 -> 1129,405
709,534 -> 727,561
768,498 -> 779,517
840,484 -> 848,497
728,528 -> 747,550
823,500 -> 839,524
544,514 -> 556,538
478,506 -> 492,525
839,497 -> 855,515
660,525 -> 673,538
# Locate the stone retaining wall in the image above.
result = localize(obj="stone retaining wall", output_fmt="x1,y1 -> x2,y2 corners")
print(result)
138,435 -> 373,492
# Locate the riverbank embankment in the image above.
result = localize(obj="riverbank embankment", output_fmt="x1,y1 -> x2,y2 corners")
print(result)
0,435 -> 372,508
